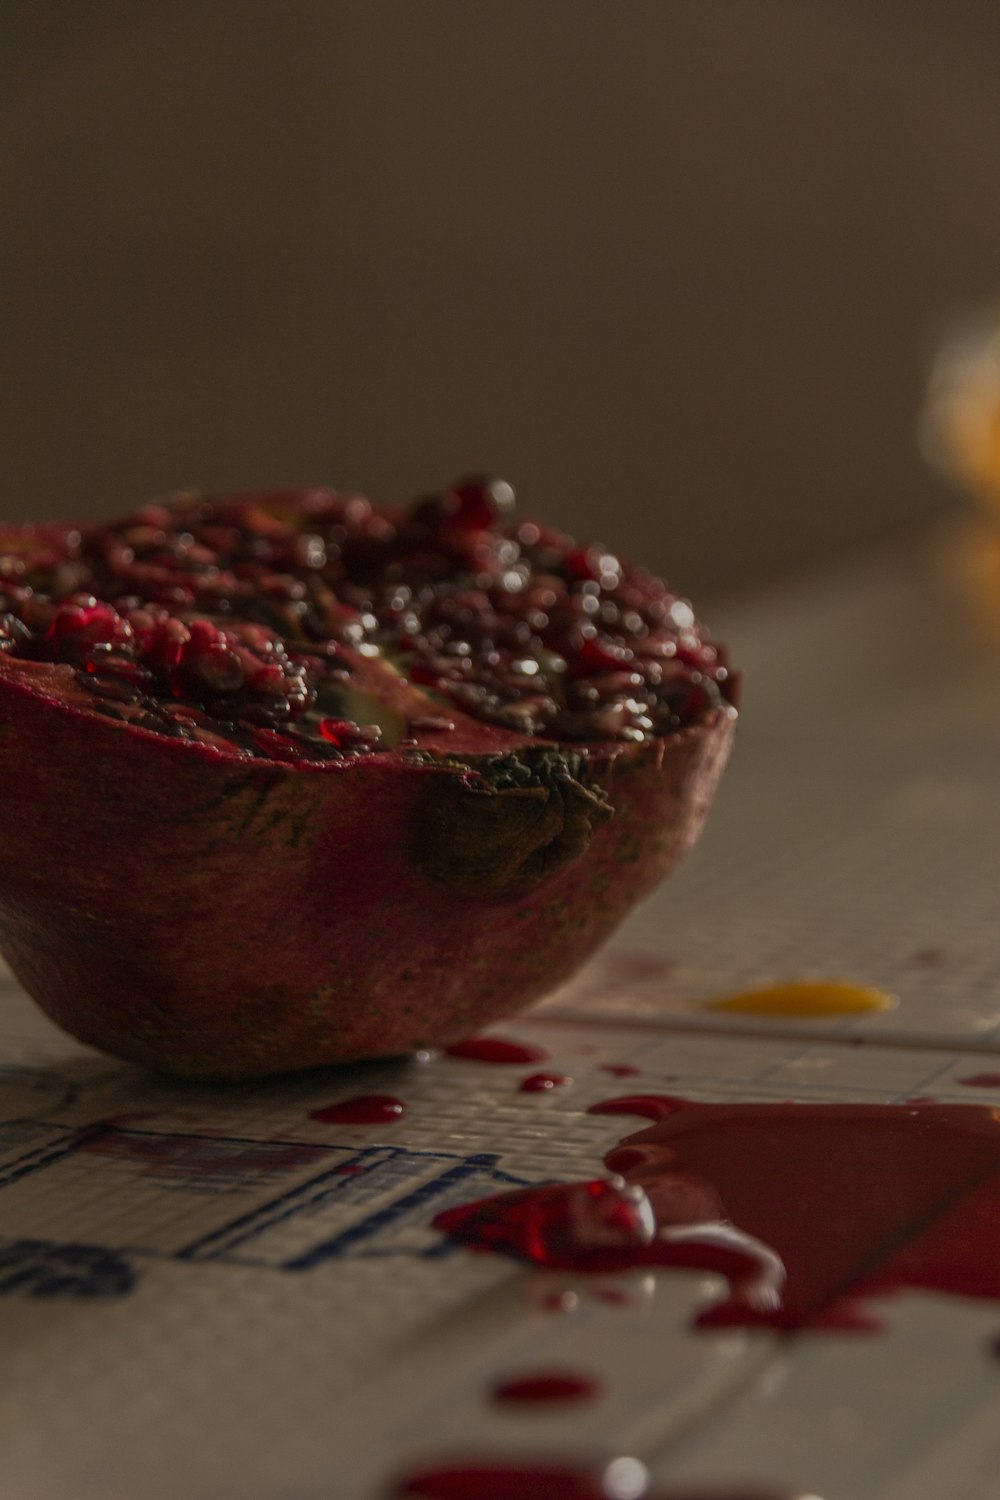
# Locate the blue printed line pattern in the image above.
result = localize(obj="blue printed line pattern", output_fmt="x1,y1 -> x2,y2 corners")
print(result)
0,1239 -> 136,1298
0,1126 -> 539,1298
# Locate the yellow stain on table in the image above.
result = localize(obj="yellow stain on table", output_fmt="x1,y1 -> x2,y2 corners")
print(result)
706,980 -> 897,1017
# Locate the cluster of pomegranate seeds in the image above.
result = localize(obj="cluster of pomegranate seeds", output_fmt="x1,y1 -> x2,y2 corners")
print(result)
0,479 -> 734,760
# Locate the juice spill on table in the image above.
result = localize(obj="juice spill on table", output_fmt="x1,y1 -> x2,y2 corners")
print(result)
491,1370 -> 601,1405
435,1096 -> 1000,1332
393,1460 -> 815,1499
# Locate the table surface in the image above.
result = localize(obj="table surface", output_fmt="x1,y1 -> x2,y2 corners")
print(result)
2,523 -> 999,1500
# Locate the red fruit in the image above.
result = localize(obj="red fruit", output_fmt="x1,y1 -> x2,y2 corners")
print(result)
0,480 -> 737,1079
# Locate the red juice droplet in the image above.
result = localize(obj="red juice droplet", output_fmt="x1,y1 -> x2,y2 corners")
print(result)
593,1286 -> 632,1306
445,1037 -> 549,1065
492,1370 -> 601,1405
433,1096 -> 1000,1334
434,1178 -> 658,1273
542,1289 -> 580,1313
392,1460 -> 632,1500
600,1064 -> 641,1078
393,1462 -> 810,1500
958,1073 -> 1000,1088
520,1072 -> 573,1093
310,1095 -> 405,1125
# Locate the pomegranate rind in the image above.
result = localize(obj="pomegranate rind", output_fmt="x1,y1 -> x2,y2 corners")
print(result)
0,670 -> 732,1077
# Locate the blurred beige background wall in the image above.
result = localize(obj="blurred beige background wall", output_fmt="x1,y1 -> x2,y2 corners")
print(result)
2,1 -> 999,597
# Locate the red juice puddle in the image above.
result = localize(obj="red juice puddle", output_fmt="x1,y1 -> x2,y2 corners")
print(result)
958,1073 -> 1000,1088
392,1458 -> 634,1499
393,1460 -> 810,1499
520,1072 -> 573,1093
310,1095 -> 405,1125
492,1369 -> 601,1405
601,1064 -> 641,1078
433,1094 -> 1000,1333
446,1037 -> 549,1065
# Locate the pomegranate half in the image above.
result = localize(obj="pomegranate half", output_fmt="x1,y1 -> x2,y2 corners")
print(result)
0,479 -> 736,1078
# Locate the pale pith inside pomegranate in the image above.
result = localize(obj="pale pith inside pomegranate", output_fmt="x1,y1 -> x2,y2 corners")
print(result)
0,478 -> 737,1078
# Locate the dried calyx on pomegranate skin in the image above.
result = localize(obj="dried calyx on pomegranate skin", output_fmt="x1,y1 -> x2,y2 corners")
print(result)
0,477 -> 735,763
0,478 -> 737,1079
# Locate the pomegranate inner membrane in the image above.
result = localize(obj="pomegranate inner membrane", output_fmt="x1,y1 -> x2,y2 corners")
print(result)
0,480 -> 734,763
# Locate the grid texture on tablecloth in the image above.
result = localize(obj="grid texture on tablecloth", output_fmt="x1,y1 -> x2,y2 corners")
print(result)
4,987 -> 1000,1500
546,730 -> 1000,1047
2,536 -> 1000,1500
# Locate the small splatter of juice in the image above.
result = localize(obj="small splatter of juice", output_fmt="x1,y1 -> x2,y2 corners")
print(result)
310,1095 -> 405,1124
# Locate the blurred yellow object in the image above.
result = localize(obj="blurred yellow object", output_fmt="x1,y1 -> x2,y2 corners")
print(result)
924,309 -> 1000,511
705,980 -> 896,1017
923,308 -> 1000,641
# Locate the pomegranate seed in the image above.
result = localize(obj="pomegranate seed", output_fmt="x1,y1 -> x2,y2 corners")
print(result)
150,585 -> 196,610
319,718 -> 382,747
451,477 -> 516,530
190,643 -> 245,694
143,618 -> 190,672
245,659 -> 287,695
564,546 -> 600,583
131,504 -> 175,530
186,619 -> 220,650
319,718 -> 352,746
407,716 -> 456,733
0,613 -> 31,646
570,637 -> 634,677
249,728 -> 311,763
84,654 -> 152,686
0,477 -> 732,755
46,601 -> 130,651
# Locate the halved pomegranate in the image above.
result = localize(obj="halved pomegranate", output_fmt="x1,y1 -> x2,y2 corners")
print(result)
0,479 -> 736,1078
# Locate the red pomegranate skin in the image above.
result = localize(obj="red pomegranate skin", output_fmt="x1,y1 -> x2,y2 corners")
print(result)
0,490 -> 735,1079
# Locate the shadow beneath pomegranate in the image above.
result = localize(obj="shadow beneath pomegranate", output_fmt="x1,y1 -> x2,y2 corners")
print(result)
87,1049 -> 431,1125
